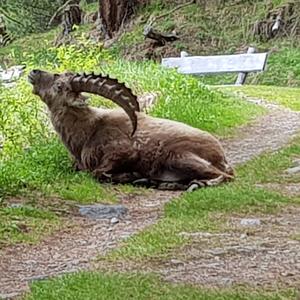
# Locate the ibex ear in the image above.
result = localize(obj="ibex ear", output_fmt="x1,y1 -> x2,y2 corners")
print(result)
54,81 -> 69,94
68,93 -> 88,108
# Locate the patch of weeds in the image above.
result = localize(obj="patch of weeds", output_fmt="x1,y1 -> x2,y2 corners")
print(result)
0,139 -> 116,203
226,85 -> 300,111
81,1 -> 98,13
25,271 -> 297,300
0,28 -> 60,67
0,205 -> 60,247
238,138 -> 300,184
251,47 -> 300,87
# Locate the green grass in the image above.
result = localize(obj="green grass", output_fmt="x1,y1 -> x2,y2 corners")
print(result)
0,205 -> 60,247
0,139 -> 116,203
24,272 -> 297,300
0,29 -> 58,67
238,138 -> 300,184
225,85 -> 300,111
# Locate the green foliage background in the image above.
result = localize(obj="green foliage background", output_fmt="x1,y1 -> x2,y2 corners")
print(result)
0,0 -> 67,37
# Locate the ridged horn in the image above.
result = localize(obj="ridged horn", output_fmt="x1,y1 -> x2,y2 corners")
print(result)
70,73 -> 140,135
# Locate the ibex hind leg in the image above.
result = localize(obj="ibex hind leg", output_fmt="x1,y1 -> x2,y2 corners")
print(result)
187,176 -> 226,192
163,152 -> 233,191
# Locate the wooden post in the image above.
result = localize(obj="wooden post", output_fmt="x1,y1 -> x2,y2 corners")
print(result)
235,47 -> 256,85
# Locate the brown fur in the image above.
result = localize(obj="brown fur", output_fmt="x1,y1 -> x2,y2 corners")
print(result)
28,70 -> 234,190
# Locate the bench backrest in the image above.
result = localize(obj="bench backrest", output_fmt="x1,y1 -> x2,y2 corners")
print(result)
161,52 -> 268,75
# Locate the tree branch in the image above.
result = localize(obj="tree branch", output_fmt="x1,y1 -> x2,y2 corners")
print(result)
48,0 -> 79,27
0,7 -> 24,26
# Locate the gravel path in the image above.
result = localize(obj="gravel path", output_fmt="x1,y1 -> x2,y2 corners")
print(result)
159,206 -> 300,289
1,97 -> 300,298
221,97 -> 300,165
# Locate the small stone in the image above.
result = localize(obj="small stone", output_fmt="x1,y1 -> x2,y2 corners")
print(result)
240,233 -> 248,239
220,277 -> 233,285
9,203 -> 24,208
285,166 -> 300,175
78,204 -> 128,220
292,158 -> 300,167
170,259 -> 184,265
28,274 -> 48,282
0,292 -> 21,299
110,217 -> 119,224
240,218 -> 261,226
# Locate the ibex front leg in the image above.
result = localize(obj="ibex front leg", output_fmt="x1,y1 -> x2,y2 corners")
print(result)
84,151 -> 140,184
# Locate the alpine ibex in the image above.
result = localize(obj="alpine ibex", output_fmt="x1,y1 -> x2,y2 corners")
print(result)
28,70 -> 234,191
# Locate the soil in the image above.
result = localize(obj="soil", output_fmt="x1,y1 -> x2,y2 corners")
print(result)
0,96 -> 300,298
159,206 -> 300,289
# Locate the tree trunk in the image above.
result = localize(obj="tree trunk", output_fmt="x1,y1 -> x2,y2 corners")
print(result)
99,0 -> 137,38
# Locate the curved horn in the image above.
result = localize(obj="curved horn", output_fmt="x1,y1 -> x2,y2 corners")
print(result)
70,73 -> 140,135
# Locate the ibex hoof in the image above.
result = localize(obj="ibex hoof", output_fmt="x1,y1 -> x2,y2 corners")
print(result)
186,182 -> 205,192
132,178 -> 155,188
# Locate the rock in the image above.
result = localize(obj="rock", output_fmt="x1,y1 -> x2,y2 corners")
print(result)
240,233 -> 248,239
170,259 -> 184,265
78,204 -> 128,220
220,277 -> 234,285
0,292 -> 21,299
0,65 -> 26,87
8,203 -> 24,208
285,165 -> 300,175
28,274 -> 48,282
110,217 -> 119,224
292,158 -> 300,167
240,218 -> 261,226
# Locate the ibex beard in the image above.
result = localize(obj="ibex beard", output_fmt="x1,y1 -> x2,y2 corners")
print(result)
28,69 -> 234,191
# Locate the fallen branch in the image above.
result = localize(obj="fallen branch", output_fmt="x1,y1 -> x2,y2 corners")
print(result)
0,7 -> 24,27
48,0 -> 79,27
143,26 -> 179,46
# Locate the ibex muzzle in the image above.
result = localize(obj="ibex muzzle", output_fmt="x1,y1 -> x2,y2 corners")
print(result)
28,69 -> 234,191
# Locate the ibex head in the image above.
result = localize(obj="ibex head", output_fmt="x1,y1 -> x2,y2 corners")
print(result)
28,70 -> 140,135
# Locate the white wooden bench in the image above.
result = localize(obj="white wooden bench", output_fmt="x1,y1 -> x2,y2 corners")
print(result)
161,47 -> 269,85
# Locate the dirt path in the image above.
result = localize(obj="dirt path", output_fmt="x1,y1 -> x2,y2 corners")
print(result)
1,97 -> 300,298
221,97 -> 300,165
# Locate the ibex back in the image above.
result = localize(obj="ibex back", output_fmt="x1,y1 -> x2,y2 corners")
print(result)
28,70 -> 234,191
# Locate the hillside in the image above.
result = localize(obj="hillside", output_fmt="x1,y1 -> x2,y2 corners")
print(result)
113,0 -> 300,86
1,0 -> 300,86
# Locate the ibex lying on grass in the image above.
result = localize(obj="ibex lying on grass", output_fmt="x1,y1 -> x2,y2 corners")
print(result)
28,70 -> 234,191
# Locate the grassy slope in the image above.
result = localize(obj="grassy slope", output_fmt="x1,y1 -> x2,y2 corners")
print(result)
113,0 -> 300,87
224,85 -> 300,111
